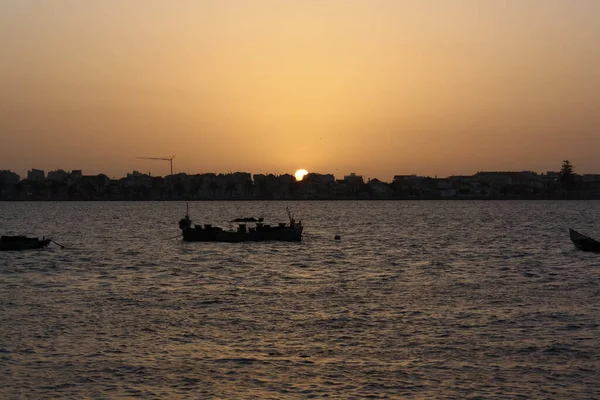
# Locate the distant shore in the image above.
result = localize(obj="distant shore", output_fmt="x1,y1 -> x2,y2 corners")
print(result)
2,168 -> 600,202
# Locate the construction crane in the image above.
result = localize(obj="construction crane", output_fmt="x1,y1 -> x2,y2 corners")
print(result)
135,156 -> 175,176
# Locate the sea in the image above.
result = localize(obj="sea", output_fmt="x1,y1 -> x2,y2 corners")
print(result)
1,200 -> 599,399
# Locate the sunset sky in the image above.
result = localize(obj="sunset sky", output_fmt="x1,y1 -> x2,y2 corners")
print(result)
1,0 -> 600,180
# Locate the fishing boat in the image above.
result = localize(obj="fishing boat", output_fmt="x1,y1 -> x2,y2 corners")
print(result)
569,229 -> 600,253
0,235 -> 52,251
179,207 -> 303,242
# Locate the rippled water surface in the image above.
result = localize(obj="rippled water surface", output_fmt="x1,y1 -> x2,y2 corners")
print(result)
1,201 -> 599,399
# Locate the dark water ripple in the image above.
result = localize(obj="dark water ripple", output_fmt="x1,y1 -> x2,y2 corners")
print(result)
1,200 -> 600,398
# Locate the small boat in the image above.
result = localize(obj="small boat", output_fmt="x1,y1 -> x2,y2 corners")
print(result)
179,207 -> 303,242
0,235 -> 52,251
569,229 -> 600,253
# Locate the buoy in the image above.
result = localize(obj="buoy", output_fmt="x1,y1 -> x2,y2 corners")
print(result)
334,235 -> 341,240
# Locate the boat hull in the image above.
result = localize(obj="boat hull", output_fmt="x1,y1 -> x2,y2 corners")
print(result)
216,226 -> 303,242
569,229 -> 600,253
0,236 -> 51,251
182,229 -> 222,242
182,226 -> 303,242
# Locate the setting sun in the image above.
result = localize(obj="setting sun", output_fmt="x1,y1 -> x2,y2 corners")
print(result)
294,169 -> 309,181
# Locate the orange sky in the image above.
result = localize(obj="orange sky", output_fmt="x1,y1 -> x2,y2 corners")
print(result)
1,0 -> 600,180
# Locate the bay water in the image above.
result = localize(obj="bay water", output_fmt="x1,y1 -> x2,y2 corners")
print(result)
1,201 -> 599,398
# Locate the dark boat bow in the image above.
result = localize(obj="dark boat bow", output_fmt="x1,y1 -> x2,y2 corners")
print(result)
0,236 -> 52,251
569,229 -> 600,253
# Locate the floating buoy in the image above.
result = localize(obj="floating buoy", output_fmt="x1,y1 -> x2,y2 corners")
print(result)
334,235 -> 341,240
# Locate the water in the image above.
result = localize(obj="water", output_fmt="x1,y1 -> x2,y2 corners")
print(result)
1,200 -> 599,399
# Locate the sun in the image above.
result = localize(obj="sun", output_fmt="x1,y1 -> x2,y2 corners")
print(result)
294,169 -> 309,181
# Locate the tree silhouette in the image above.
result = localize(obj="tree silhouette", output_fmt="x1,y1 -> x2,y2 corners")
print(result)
560,160 -> 573,175
560,160 -> 575,190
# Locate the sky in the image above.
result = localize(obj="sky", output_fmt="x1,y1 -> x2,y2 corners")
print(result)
1,0 -> 600,180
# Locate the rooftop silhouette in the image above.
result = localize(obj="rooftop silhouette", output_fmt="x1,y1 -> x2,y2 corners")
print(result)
1,161 -> 599,201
